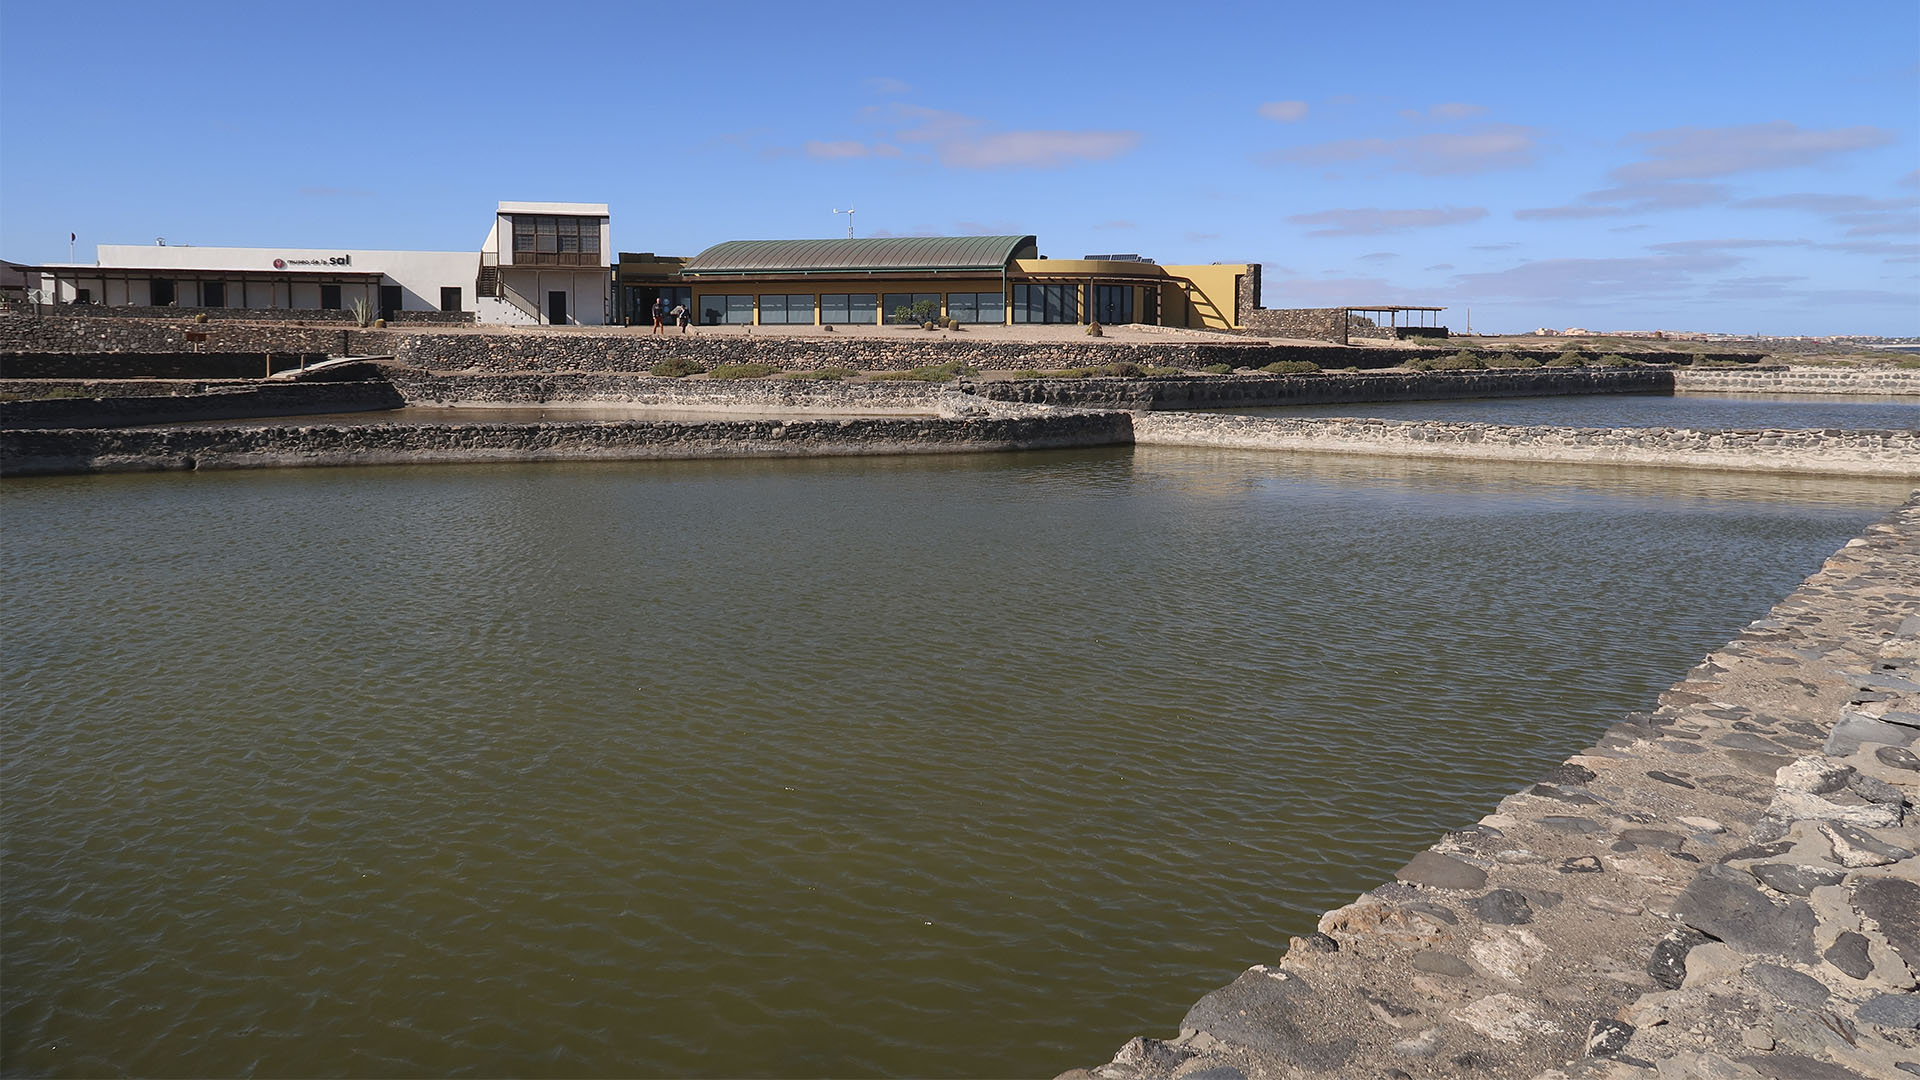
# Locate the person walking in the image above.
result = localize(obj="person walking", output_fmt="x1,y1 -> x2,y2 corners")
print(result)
651,296 -> 666,335
672,302 -> 689,334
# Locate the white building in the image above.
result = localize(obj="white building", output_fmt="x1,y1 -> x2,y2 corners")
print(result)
20,201 -> 611,326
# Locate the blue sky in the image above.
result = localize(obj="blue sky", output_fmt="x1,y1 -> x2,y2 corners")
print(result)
2,0 -> 1915,335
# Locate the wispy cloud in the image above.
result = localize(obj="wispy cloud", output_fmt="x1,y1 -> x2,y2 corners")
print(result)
865,76 -> 911,96
1186,231 -> 1222,242
806,140 -> 874,160
1450,254 -> 1741,303
1424,263 -> 1455,271
1287,206 -> 1487,237
1358,251 -> 1398,262
1732,192 -> 1920,239
1258,100 -> 1309,122
1515,181 -> 1728,220
828,103 -> 1139,169
1267,124 -> 1538,175
1092,220 -> 1137,230
1646,238 -> 1807,254
1429,102 -> 1486,120
1612,121 -> 1893,182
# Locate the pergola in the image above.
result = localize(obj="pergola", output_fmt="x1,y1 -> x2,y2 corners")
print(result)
1347,305 -> 1446,330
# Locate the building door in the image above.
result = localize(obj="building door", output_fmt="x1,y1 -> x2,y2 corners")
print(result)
379,285 -> 403,321
151,278 -> 175,306
547,290 -> 567,325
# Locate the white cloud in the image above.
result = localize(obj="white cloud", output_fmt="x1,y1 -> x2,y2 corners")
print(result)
941,130 -> 1139,169
865,77 -> 911,96
1612,122 -> 1893,182
1429,103 -> 1487,120
1259,100 -> 1309,122
1269,124 -> 1539,175
1515,181 -> 1729,220
1286,206 -> 1487,237
805,140 -> 870,160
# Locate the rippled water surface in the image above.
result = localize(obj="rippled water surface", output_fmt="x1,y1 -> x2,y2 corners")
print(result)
3,450 -> 1908,1077
1230,390 -> 1919,430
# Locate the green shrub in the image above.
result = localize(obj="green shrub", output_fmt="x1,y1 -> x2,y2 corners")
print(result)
707,362 -> 779,380
1086,322 -> 1104,337
1040,367 -> 1101,378
1482,352 -> 1540,369
783,367 -> 856,381
1260,360 -> 1321,375
1406,352 -> 1484,371
650,356 -> 707,378
1198,363 -> 1234,375
1142,365 -> 1182,377
1009,369 -> 1045,380
1543,354 -> 1587,368
872,359 -> 976,382
1101,360 -> 1147,377
1593,353 -> 1642,368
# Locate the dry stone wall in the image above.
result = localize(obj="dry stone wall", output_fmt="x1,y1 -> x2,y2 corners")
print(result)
1677,367 -> 1920,396
0,410 -> 1133,477
1067,495 -> 1920,1080
0,382 -> 402,429
1132,412 -> 1920,477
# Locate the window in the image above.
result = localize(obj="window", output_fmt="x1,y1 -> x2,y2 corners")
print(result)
883,292 -> 941,324
758,294 -> 815,325
627,286 -> 690,323
820,293 -> 878,324
75,288 -> 91,304
320,284 -> 341,310
511,215 -> 601,265
946,291 -> 1004,324
1011,283 -> 1079,323
699,294 -> 755,325
203,281 -> 226,308
441,286 -> 462,312
150,278 -> 175,306
1092,285 -> 1134,324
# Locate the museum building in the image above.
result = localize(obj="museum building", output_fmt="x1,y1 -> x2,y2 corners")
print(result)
20,201 -> 613,326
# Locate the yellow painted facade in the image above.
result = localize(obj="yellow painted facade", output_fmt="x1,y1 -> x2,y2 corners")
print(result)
617,251 -> 1251,329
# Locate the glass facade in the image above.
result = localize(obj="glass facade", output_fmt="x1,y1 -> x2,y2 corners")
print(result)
1011,284 -> 1079,324
758,294 -> 816,325
1091,285 -> 1134,324
627,286 -> 690,324
945,291 -> 1005,324
883,293 -> 942,324
699,294 -> 755,325
820,293 -> 878,325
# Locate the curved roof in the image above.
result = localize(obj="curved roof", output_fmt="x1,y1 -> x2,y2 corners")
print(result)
682,235 -> 1037,276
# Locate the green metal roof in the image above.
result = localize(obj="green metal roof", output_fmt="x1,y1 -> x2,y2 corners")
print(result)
682,235 -> 1037,276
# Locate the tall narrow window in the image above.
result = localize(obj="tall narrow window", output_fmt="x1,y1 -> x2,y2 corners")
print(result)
320,284 -> 341,310
579,219 -> 601,256
513,217 -> 535,254
558,217 -> 580,255
536,216 -> 558,254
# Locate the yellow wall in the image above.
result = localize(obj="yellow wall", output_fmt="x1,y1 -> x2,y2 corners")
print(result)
1158,264 -> 1244,330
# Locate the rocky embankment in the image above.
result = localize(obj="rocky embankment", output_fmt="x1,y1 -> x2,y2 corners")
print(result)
1068,496 -> 1920,1080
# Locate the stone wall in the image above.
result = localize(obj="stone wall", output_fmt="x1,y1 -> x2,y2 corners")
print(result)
1241,307 -> 1352,345
20,306 -> 473,324
385,371 -> 957,415
1676,367 -> 1920,396
1068,495 -> 1920,1080
0,352 -> 331,379
0,314 -> 366,359
0,410 -> 1134,477
971,367 -> 1675,411
0,381 -> 403,429
1131,411 -> 1920,477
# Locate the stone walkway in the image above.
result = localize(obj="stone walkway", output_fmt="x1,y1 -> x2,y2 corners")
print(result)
1066,494 -> 1920,1080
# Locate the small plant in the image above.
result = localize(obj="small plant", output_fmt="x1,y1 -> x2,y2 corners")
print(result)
1593,353 -> 1641,368
1141,365 -> 1182,377
1086,322 -> 1103,337
1406,352 -> 1484,371
1482,352 -> 1540,369
1260,360 -> 1321,375
1101,360 -> 1147,377
1198,363 -> 1234,375
922,321 -> 937,331
373,318 -> 386,328
650,356 -> 707,378
783,368 -> 857,381
350,297 -> 376,327
1040,367 -> 1101,378
1009,369 -> 1045,380
1543,353 -> 1587,368
707,362 -> 779,380
872,359 -> 976,382
193,312 -> 209,323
